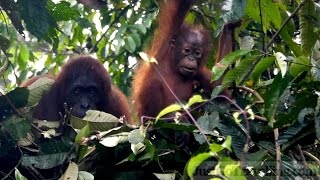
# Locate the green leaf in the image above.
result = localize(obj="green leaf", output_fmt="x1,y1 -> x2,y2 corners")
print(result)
186,95 -> 207,108
252,56 -> 275,82
18,44 -> 29,69
99,132 -> 129,147
222,56 -> 256,87
125,36 -> 136,53
155,104 -> 183,121
26,77 -> 54,106
39,137 -> 73,154
132,24 -> 147,34
275,52 -> 288,77
246,150 -> 268,168
223,163 -> 245,179
216,118 -> 247,159
75,124 -> 90,144
211,85 -> 223,97
289,56 -> 311,77
299,0 -> 317,55
154,120 -> 196,132
246,0 -> 281,32
128,129 -> 145,144
48,1 -> 80,21
246,0 -> 260,25
194,112 -> 220,144
2,117 -> 31,141
143,12 -> 156,28
187,153 -> 213,180
265,1 -> 282,29
209,136 -> 232,153
131,142 -> 146,155
264,73 -> 290,126
221,136 -> 232,151
60,162 -> 79,180
212,49 -> 252,81
71,110 -> 119,131
278,108 -> 313,147
17,0 -> 56,39
209,143 -> 223,153
22,152 -> 68,169
15,168 -> 28,180
78,171 -> 94,180
275,87 -> 318,128
116,25 -> 127,39
137,140 -> 155,161
279,25 -> 302,57
131,33 -> 141,48
312,41 -> 320,81
101,11 -> 112,27
153,173 -> 175,180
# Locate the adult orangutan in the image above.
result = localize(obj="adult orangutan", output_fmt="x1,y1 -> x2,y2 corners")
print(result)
22,56 -> 132,124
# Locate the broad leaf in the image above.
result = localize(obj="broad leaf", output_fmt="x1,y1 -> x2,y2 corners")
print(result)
222,56 -> 256,87
299,0 -> 317,56
186,95 -> 207,108
264,73 -> 290,126
289,56 -> 311,77
22,152 -> 68,169
212,49 -> 252,81
155,104 -> 182,121
252,56 -> 275,82
71,110 -> 119,131
26,77 -> 54,106
187,152 -> 213,180
17,0 -> 56,39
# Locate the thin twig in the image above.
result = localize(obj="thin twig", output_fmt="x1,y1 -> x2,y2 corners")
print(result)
258,0 -> 265,52
238,86 -> 264,104
302,150 -> 320,166
274,128 -> 281,180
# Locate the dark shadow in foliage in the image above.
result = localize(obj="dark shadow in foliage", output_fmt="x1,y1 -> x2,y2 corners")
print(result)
0,130 -> 22,179
0,87 -> 28,121
92,143 -> 158,180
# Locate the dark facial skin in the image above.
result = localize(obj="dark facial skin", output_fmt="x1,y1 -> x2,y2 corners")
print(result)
175,30 -> 205,78
65,75 -> 104,118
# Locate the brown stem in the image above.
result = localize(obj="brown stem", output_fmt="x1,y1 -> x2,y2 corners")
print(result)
274,128 -> 281,180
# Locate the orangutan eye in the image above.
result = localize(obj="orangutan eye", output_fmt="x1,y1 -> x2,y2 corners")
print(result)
194,50 -> 202,58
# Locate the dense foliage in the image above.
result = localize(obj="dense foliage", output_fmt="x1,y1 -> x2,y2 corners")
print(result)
0,0 -> 320,179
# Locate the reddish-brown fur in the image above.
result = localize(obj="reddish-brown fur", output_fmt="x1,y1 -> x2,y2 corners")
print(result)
22,56 -> 132,124
132,0 -> 213,119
